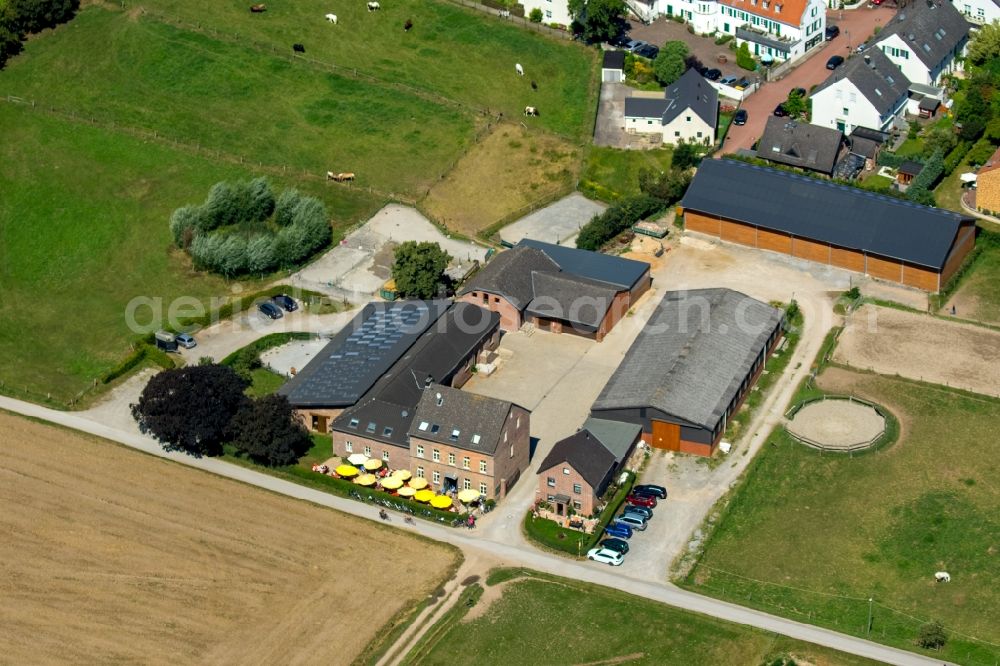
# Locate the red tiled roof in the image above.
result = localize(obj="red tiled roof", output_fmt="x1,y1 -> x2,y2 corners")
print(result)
979,146 -> 1000,176
718,0 -> 808,26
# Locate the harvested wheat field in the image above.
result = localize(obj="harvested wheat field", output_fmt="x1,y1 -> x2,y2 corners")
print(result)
0,412 -> 459,665
834,304 -> 1000,397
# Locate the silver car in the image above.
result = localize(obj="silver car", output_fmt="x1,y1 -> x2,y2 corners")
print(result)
615,514 -> 647,531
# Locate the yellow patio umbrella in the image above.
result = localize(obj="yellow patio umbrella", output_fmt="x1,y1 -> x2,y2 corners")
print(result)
397,486 -> 417,498
430,495 -> 453,509
335,464 -> 359,478
363,458 -> 383,471
408,477 -> 429,490
414,489 -> 435,503
380,476 -> 404,490
355,474 -> 377,486
391,469 -> 412,481
457,488 -> 480,504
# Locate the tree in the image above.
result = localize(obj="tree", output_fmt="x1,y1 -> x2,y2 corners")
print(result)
671,142 -> 701,170
917,621 -> 947,650
230,395 -> 312,467
274,188 -> 302,227
528,7 -> 543,22
783,90 -> 806,118
392,241 -> 450,299
956,85 -> 991,142
736,42 -> 755,71
923,124 -> 957,156
575,0 -> 625,43
966,21 -> 1000,66
653,40 -> 688,86
131,365 -> 248,457
638,167 -> 692,203
169,205 -> 201,248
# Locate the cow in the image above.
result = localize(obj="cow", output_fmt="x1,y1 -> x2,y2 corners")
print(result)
250,3 -> 267,12
367,1 -> 381,10
515,63 -> 524,76
325,13 -> 338,23
293,43 -> 306,53
934,571 -> 951,583
523,106 -> 539,117
404,18 -> 413,31
327,171 -> 356,182
530,80 -> 537,91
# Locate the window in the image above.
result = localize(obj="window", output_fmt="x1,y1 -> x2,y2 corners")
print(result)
504,431 -> 508,442
418,421 -> 429,431
448,452 -> 456,465
462,457 -> 470,469
480,482 -> 488,495
685,115 -> 691,122
364,445 -> 371,456
648,120 -> 654,125
365,422 -> 376,433
416,445 -> 424,458
348,418 -> 359,429
432,449 -> 440,462
562,467 -> 570,475
449,429 -> 460,441
774,3 -> 780,12
573,500 -> 582,510
481,293 -> 488,304
472,434 -> 481,445
417,466 -> 424,478
479,460 -> 487,473
545,9 -> 551,17
432,470 -> 440,484
547,476 -> 556,487
431,424 -> 440,434
697,131 -> 703,138
573,483 -> 582,494
345,441 -> 353,452
509,445 -> 514,458
382,450 -> 389,461
463,478 -> 472,490
674,131 -> 681,137
493,296 -> 500,303
382,426 -> 393,437
848,92 -> 857,103
843,107 -> 849,116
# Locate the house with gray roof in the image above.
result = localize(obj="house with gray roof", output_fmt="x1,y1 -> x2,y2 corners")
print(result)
624,68 -> 718,146
951,0 -> 1000,25
810,49 -> 910,135
459,239 -> 651,341
757,117 -> 844,176
874,0 -> 970,86
591,289 -> 784,456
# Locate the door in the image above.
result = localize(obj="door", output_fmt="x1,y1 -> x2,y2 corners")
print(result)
315,415 -> 328,433
651,420 -> 681,451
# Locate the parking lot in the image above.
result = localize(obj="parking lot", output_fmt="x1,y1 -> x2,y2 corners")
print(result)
498,193 -> 606,247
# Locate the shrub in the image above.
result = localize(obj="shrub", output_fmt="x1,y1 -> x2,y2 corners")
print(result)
528,7 -> 543,21
876,150 -> 911,169
672,142 -> 701,169
714,34 -> 732,45
917,621 -> 947,650
907,149 -> 944,195
967,138 -> 998,166
736,42 -> 755,71
943,140 -> 971,175
576,194 -> 665,251
169,205 -> 201,248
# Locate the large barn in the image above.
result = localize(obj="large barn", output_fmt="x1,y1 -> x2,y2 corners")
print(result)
679,159 -> 976,292
590,289 -> 784,456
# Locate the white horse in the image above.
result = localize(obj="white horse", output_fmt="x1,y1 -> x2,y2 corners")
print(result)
934,571 -> 951,583
367,1 -> 380,10
523,106 -> 538,117
515,62 -> 524,76
325,13 -> 338,23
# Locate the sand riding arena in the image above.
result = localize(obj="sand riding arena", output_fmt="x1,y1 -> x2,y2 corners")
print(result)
785,396 -> 888,453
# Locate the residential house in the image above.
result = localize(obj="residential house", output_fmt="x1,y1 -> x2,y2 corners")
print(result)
408,384 -> 530,500
624,68 -> 718,146
975,145 -> 1000,214
873,0 -> 971,86
757,116 -> 844,175
847,126 -> 890,171
459,239 -> 651,340
716,0 -> 827,62
810,49 -> 910,134
536,418 -> 642,516
952,0 -> 1000,24
591,289 -> 784,457
679,158 -> 978,291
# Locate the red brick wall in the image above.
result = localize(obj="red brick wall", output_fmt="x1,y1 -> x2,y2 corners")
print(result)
459,292 -> 522,332
296,408 -> 343,433
537,463 -> 599,516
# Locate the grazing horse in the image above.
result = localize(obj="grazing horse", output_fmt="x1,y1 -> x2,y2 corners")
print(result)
325,13 -> 338,23
250,3 -> 266,12
367,1 -> 381,10
935,571 -> 951,583
523,106 -> 539,117
404,18 -> 413,31
293,43 -> 305,53
515,63 -> 524,76
327,171 -> 356,182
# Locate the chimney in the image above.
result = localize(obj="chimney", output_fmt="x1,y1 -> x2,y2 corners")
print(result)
864,54 -> 871,66
435,392 -> 443,407
424,375 -> 433,388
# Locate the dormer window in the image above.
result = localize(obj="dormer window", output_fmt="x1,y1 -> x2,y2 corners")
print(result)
449,429 -> 460,441
762,1 -> 768,8
775,3 -> 781,12
366,422 -> 376,433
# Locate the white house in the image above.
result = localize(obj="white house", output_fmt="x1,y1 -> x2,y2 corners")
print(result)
520,0 -> 573,26
873,0 -> 971,86
624,68 -> 718,145
810,49 -> 910,135
952,0 -> 1000,24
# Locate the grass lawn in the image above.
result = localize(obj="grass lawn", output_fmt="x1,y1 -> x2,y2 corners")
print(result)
246,368 -> 287,397
0,105 -> 380,403
717,110 -> 734,143
933,152 -> 974,214
404,569 -> 883,665
579,146 -> 674,202
942,233 -> 1000,325
894,138 -> 924,158
685,369 -> 1000,665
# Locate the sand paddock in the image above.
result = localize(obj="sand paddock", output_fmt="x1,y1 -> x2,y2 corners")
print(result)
787,398 -> 886,450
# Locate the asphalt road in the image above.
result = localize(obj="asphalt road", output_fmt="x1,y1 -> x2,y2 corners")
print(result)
0,394 -> 955,666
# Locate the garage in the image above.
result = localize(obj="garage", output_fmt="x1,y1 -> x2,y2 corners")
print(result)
602,50 -> 625,83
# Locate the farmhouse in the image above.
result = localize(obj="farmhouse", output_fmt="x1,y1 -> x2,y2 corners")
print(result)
537,418 -> 642,516
680,158 -> 977,291
459,239 -> 651,341
872,0 -> 970,87
591,289 -> 784,456
809,49 -> 910,135
624,69 -> 718,146
975,146 -> 1000,215
757,117 -> 844,176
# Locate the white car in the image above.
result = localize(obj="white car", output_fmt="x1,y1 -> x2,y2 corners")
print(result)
587,547 -> 624,566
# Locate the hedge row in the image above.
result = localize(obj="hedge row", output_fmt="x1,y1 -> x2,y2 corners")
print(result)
100,343 -> 176,384
220,332 -> 313,367
0,0 -> 77,69
576,195 -> 665,251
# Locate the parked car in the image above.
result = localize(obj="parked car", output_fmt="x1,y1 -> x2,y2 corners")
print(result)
609,33 -> 631,48
825,25 -> 840,40
633,484 -> 667,499
719,75 -> 738,86
635,44 -> 659,60
626,493 -> 657,508
734,77 -> 751,90
271,293 -> 298,312
826,55 -> 845,70
175,333 -> 197,349
855,42 -> 869,54
258,301 -> 284,320
625,39 -> 647,52
623,505 -> 653,520
789,87 -> 807,99
703,68 -> 722,81
604,521 -> 634,540
733,109 -> 748,125
587,547 -> 625,566
773,103 -> 788,117
615,514 -> 648,531
600,538 -> 630,555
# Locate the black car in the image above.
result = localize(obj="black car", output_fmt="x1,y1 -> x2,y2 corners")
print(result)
633,483 -> 668,499
703,68 -> 722,81
733,109 -> 748,125
825,25 -> 840,40
258,301 -> 284,319
609,33 -> 631,48
600,538 -> 630,555
635,44 -> 659,60
826,55 -> 844,70
790,87 -> 806,98
271,293 -> 298,312
773,103 -> 788,117
623,505 -> 654,520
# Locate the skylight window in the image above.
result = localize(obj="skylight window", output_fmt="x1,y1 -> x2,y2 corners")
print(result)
418,421 -> 429,431
874,88 -> 882,96
349,418 -> 359,429
922,43 -> 931,53
450,429 -> 460,441
383,427 -> 394,436
886,75 -> 894,84
472,434 -> 482,445
431,424 -> 441,434
366,422 -> 376,433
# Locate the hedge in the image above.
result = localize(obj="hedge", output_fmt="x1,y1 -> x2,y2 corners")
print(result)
220,332 -> 313,367
875,151 -> 917,169
100,343 -> 176,384
576,195 -> 665,251
943,141 -> 971,176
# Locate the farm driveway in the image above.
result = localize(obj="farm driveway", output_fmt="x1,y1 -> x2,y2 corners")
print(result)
594,81 -> 627,147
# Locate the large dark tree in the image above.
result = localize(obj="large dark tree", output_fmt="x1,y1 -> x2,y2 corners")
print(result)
230,395 -> 312,467
568,0 -> 625,43
391,241 -> 450,299
638,167 -> 692,203
131,365 -> 248,457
